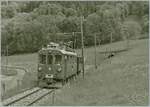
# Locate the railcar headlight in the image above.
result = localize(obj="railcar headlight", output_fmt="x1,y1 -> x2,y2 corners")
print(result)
50,74 -> 54,78
57,64 -> 62,72
38,67 -> 42,71
57,64 -> 60,66
48,67 -> 51,71
45,74 -> 53,78
57,67 -> 62,72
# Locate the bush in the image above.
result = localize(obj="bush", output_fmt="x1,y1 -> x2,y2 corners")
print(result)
122,21 -> 142,39
1,5 -> 16,18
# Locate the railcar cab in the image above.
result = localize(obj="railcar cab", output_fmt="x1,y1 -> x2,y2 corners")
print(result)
38,42 -> 78,87
38,49 -> 63,84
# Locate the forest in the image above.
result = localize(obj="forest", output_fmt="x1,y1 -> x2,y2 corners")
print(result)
1,1 -> 149,55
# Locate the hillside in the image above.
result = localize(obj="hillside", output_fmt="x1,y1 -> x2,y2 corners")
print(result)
34,39 -> 149,106
1,39 -> 149,105
1,1 -> 148,55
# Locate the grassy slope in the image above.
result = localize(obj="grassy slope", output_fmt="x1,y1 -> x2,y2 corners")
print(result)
1,39 -> 127,70
1,39 -> 149,105
1,53 -> 38,72
1,53 -> 38,99
38,39 -> 148,106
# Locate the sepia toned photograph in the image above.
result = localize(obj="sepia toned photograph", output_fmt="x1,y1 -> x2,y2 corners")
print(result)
1,0 -> 149,106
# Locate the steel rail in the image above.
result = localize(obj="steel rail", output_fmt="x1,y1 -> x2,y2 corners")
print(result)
27,90 -> 54,106
3,88 -> 41,106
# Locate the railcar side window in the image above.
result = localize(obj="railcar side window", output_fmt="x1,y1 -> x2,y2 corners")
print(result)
67,56 -> 69,60
70,56 -> 73,62
39,54 -> 46,64
80,57 -> 83,63
48,55 -> 53,64
55,55 -> 62,64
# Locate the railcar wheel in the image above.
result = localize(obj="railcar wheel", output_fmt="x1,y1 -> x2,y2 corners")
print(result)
66,78 -> 69,83
76,75 -> 77,80
71,75 -> 74,81
38,81 -> 47,88
62,80 -> 65,86
73,75 -> 76,81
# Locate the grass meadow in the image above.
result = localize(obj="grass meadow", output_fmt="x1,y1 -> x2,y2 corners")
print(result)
1,39 -> 149,105
33,39 -> 148,106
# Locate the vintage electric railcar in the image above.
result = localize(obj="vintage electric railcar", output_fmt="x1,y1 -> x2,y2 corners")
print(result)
38,42 -> 82,88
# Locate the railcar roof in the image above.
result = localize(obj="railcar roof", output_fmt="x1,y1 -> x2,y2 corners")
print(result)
39,48 -> 77,56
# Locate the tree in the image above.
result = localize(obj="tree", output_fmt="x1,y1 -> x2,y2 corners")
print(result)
58,16 -> 80,33
33,3 -> 63,16
116,2 -> 129,21
95,4 -> 123,43
129,1 -> 149,17
1,1 -> 148,55
122,21 -> 142,39
2,14 -> 46,54
63,8 -> 77,17
1,4 -> 17,18
142,15 -> 149,34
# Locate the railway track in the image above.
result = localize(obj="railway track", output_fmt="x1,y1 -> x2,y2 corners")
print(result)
2,87 -> 54,106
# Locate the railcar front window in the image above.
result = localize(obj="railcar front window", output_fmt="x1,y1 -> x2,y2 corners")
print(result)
39,54 -> 46,64
55,55 -> 62,64
48,55 -> 53,64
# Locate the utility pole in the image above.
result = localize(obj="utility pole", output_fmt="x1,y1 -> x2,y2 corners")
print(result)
72,32 -> 75,49
126,32 -> 129,50
5,0 -> 9,73
110,32 -> 112,44
80,16 -> 84,78
6,45 -> 8,65
6,1 -> 8,5
74,32 -> 81,49
94,34 -> 97,69
74,32 -> 77,49
75,34 -> 77,49
99,39 -> 101,47
110,32 -> 113,56
54,15 -> 57,42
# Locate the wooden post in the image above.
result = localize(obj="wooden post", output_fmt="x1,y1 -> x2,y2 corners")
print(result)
72,32 -> 75,49
110,32 -> 112,44
99,39 -> 101,47
17,79 -> 20,89
126,32 -> 129,50
6,45 -> 9,73
52,90 -> 55,105
80,16 -> 85,78
74,32 -> 77,49
94,34 -> 97,69
2,83 -> 5,94
110,32 -> 113,58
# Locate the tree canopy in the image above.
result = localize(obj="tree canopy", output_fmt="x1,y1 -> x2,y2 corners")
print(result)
1,1 -> 149,55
